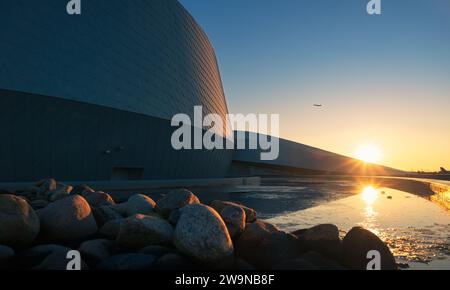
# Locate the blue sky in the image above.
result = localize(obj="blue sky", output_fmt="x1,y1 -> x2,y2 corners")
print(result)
180,0 -> 450,171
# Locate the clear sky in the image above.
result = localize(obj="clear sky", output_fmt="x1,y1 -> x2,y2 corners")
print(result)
180,0 -> 450,172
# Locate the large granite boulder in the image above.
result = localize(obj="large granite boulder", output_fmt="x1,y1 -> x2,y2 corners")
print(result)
126,194 -> 156,216
156,189 -> 200,217
109,202 -> 128,216
210,200 -> 257,223
153,253 -> 194,270
116,214 -> 174,250
174,204 -> 233,264
71,184 -> 95,196
99,219 -> 125,240
16,244 -> 88,270
84,191 -> 115,208
235,220 -> 304,269
92,206 -> 123,227
78,239 -> 116,266
0,245 -> 15,269
139,245 -> 177,258
343,227 -> 397,270
219,205 -> 246,238
292,224 -> 343,261
37,195 -> 98,242
29,199 -> 50,210
36,179 -> 57,197
15,244 -> 68,269
0,194 -> 40,247
47,184 -> 73,202
236,220 -> 279,248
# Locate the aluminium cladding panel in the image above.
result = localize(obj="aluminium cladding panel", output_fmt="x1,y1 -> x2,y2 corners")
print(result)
0,90 -> 233,182
0,0 -> 231,137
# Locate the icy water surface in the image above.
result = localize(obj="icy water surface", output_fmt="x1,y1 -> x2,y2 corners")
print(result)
195,179 -> 450,270
266,186 -> 450,270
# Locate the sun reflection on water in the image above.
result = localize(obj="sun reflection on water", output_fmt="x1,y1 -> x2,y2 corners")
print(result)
361,185 -> 379,206
360,186 -> 380,235
267,185 -> 450,268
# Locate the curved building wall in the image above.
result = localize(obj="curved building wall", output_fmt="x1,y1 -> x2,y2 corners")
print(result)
232,132 -> 404,176
0,0 -> 233,182
0,0 -> 230,137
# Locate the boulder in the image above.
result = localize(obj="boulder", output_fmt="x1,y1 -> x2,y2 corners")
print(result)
292,224 -> 343,261
84,191 -> 115,208
0,245 -> 15,269
293,224 -> 340,241
33,248 -> 89,271
78,239 -> 115,265
0,194 -> 40,247
97,254 -> 156,270
99,219 -> 125,240
168,209 -> 181,225
116,214 -> 174,250
343,227 -> 397,270
37,195 -> 98,242
139,245 -> 177,258
71,184 -> 95,196
299,251 -> 346,270
236,220 -> 279,252
15,244 -> 68,269
236,229 -> 303,269
47,184 -> 73,202
93,206 -> 123,227
126,194 -> 156,216
153,253 -> 194,270
109,202 -> 128,216
15,244 -> 88,270
210,200 -> 257,223
156,189 -> 200,217
36,178 -> 57,197
0,245 -> 14,259
234,258 -> 256,270
174,204 -> 233,264
220,205 -> 246,238
35,247 -> 89,270
29,199 -> 50,210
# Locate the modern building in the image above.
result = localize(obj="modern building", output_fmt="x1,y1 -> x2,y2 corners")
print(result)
0,1 -> 402,183
0,0 -> 233,182
230,132 -> 404,177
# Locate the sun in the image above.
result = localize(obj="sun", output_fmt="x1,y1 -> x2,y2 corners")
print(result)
354,144 -> 382,164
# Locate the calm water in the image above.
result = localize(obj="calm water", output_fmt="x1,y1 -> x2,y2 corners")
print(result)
266,186 -> 450,270
195,178 -> 450,270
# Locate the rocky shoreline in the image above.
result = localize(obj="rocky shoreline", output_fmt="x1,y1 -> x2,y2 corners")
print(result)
0,179 -> 398,270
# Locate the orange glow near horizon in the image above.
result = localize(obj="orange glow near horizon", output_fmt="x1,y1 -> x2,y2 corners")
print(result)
354,144 -> 383,164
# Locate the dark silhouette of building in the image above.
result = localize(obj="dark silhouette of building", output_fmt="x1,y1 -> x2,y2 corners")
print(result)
0,0 -> 232,182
